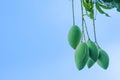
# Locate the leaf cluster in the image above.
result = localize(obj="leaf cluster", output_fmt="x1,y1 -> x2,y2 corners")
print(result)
83,0 -> 120,19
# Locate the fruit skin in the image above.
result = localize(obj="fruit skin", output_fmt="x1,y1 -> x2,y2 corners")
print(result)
87,40 -> 98,61
87,58 -> 95,68
97,49 -> 109,69
68,25 -> 82,49
75,42 -> 89,70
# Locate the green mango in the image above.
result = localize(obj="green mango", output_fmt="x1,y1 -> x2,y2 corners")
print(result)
68,25 -> 82,49
87,58 -> 95,68
87,40 -> 98,61
97,49 -> 109,69
75,42 -> 89,70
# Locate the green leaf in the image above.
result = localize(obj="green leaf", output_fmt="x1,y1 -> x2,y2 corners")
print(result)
102,1 -> 115,9
114,0 -> 120,3
117,8 -> 120,12
96,4 -> 110,17
89,10 -> 94,19
114,3 -> 120,12
101,0 -> 113,2
98,3 -> 113,9
83,0 -> 93,12
83,0 -> 94,19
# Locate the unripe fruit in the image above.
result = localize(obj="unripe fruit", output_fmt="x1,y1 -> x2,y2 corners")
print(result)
87,58 -> 95,68
75,42 -> 89,70
68,25 -> 82,49
97,49 -> 109,69
87,40 -> 98,61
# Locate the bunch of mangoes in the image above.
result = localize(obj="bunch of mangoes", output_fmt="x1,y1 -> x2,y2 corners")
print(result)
68,25 -> 109,70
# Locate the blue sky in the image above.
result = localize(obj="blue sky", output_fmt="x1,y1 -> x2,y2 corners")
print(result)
0,0 -> 120,80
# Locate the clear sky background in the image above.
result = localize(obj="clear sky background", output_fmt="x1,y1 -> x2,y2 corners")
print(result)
0,0 -> 120,80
